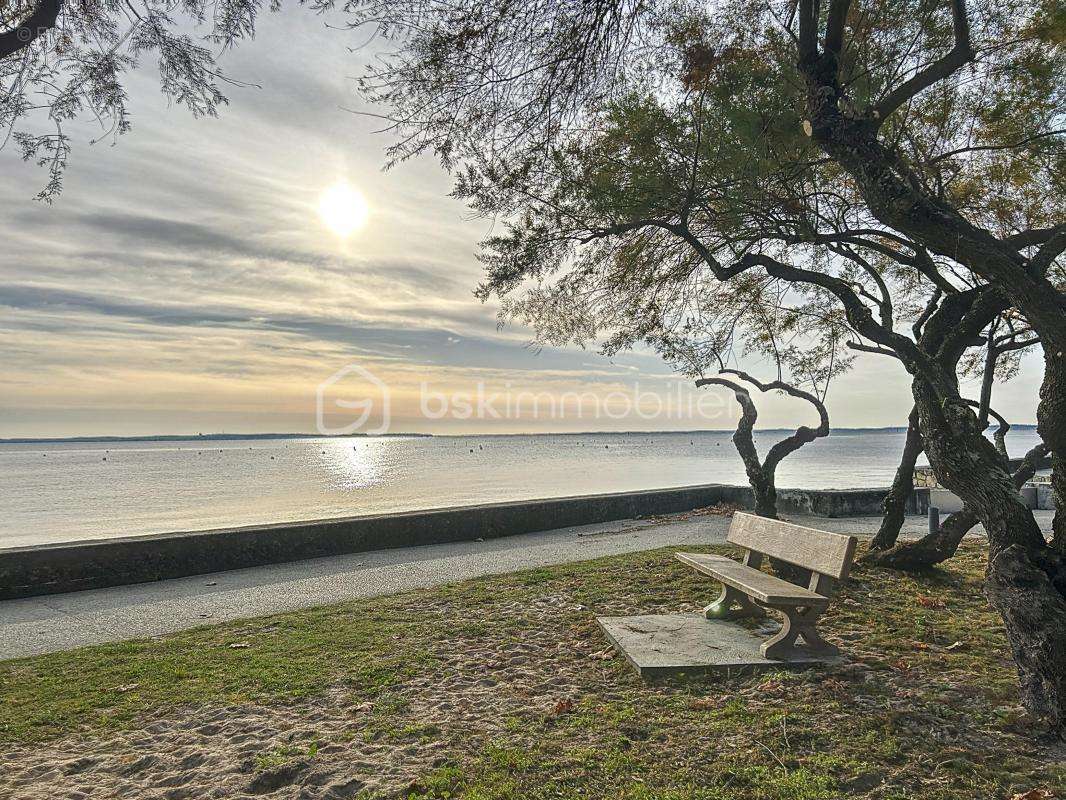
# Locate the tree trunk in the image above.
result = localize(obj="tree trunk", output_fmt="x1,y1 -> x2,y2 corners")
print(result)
913,377 -> 1066,735
796,49 -> 1066,733
864,510 -> 977,570
751,468 -> 811,584
734,404 -> 811,584
750,468 -> 779,519
869,442 -> 1052,571
1039,350 -> 1066,554
867,406 -> 922,553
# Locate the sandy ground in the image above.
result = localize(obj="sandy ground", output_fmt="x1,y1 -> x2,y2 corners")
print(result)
0,590 -> 660,800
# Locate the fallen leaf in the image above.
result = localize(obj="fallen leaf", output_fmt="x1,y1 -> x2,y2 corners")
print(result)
689,698 -> 718,710
945,641 -> 965,651
113,683 -> 140,693
1010,790 -> 1054,800
228,643 -> 250,649
552,698 -> 575,716
915,595 -> 946,609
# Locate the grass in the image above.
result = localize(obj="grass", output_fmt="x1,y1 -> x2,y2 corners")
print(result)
1,542 -> 1063,799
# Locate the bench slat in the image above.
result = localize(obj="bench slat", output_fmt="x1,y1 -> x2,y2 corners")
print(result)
726,513 -> 857,579
675,552 -> 830,606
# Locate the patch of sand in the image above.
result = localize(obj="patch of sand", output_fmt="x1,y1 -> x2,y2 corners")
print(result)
0,592 -> 678,799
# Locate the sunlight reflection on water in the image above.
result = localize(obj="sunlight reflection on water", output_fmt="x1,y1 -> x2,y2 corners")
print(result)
0,429 -> 1043,548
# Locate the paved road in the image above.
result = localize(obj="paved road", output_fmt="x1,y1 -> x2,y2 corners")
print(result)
0,512 -> 1053,660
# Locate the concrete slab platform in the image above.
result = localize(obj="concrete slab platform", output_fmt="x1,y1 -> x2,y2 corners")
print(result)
597,613 -> 845,678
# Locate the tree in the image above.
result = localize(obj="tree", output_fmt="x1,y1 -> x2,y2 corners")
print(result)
349,0 -> 1066,733
696,370 -> 831,523
1,0 -> 276,199
866,317 -> 1042,567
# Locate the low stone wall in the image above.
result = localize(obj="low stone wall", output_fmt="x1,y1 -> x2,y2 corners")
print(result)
0,483 -> 897,600
777,487 -> 919,518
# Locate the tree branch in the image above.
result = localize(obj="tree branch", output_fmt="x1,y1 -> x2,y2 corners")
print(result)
913,288 -> 943,339
740,253 -> 942,382
1030,226 -> 1066,276
873,0 -> 974,122
926,129 -> 1065,164
1012,442 -> 1051,489
0,0 -> 62,60
846,340 -> 902,359
719,368 -> 831,473
824,0 -> 852,58
694,376 -> 764,482
1007,227 -> 1063,249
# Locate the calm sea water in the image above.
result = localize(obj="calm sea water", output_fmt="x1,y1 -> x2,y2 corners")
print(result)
0,429 -> 1043,548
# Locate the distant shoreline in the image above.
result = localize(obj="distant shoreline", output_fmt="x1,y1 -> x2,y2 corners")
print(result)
0,424 -> 1036,445
0,432 -> 434,445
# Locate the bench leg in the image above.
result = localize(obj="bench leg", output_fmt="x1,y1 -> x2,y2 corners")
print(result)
760,606 -> 839,660
704,585 -> 767,620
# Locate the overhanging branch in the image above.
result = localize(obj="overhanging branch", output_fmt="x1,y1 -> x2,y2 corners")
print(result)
0,0 -> 62,60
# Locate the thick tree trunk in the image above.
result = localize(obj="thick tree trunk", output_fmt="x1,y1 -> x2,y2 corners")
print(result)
795,43 -> 1066,734
913,378 -> 1066,734
1039,350 -> 1066,554
750,468 -> 779,519
867,406 -> 922,553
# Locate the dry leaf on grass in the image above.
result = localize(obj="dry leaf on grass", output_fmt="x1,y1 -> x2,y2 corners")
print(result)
551,698 -> 575,716
1010,790 -> 1054,800
915,595 -> 946,609
688,698 -> 719,711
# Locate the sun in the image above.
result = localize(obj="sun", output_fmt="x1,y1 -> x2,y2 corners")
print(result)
318,182 -> 369,237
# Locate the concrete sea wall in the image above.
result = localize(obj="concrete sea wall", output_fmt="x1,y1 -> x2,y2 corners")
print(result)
1,483 -> 909,600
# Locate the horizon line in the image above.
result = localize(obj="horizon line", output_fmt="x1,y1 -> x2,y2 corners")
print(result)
0,423 -> 1038,445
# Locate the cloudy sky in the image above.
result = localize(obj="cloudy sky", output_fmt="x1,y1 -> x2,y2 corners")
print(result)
0,8 -> 1042,438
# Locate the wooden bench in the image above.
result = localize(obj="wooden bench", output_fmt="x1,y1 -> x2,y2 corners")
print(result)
675,513 -> 857,660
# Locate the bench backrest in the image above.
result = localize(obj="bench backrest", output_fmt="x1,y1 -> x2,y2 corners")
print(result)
727,512 -> 858,581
